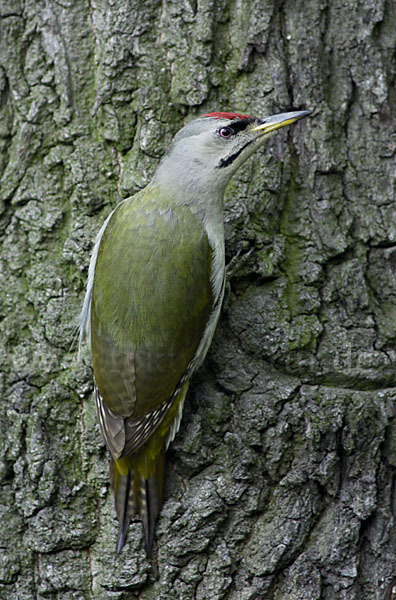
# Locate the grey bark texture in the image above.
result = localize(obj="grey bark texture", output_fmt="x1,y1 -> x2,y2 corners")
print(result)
1,0 -> 396,598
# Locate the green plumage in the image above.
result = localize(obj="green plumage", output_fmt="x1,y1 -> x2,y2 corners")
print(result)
92,186 -> 214,415
90,186 -> 214,553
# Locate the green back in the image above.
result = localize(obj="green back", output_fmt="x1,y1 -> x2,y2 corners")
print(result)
91,187 -> 214,418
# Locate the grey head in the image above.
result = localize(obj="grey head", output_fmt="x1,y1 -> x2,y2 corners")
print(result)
153,109 -> 312,194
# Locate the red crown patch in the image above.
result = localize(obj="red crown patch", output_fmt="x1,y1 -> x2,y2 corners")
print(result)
204,111 -> 251,120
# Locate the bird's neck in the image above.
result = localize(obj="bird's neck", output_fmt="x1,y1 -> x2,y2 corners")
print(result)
151,154 -> 227,227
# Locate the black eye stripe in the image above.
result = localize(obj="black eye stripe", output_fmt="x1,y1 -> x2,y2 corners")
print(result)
218,119 -> 253,138
228,119 -> 253,134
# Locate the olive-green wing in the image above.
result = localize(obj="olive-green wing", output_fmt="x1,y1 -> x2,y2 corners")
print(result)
90,187 -> 214,456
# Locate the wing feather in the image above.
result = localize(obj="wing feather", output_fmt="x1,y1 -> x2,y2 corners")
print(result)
90,189 -> 215,423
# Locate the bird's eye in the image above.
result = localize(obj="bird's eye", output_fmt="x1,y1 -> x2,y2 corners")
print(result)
219,127 -> 233,139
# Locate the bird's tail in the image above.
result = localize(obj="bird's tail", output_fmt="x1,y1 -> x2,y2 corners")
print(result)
110,381 -> 189,555
111,443 -> 165,556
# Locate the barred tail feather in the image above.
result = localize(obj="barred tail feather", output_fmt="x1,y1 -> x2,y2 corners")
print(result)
138,448 -> 165,555
115,470 -> 133,554
111,447 -> 165,556
111,458 -> 136,554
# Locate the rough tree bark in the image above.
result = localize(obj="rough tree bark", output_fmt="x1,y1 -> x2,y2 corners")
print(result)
1,0 -> 396,598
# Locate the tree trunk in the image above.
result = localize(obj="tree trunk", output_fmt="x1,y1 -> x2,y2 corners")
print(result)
1,0 -> 396,598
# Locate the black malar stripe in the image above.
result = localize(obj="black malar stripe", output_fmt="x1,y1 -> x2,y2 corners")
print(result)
216,139 -> 254,169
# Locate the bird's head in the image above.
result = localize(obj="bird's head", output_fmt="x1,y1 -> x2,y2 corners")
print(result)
155,110 -> 312,188
153,110 -> 311,194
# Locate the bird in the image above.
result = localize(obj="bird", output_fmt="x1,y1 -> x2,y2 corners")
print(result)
79,108 -> 312,555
